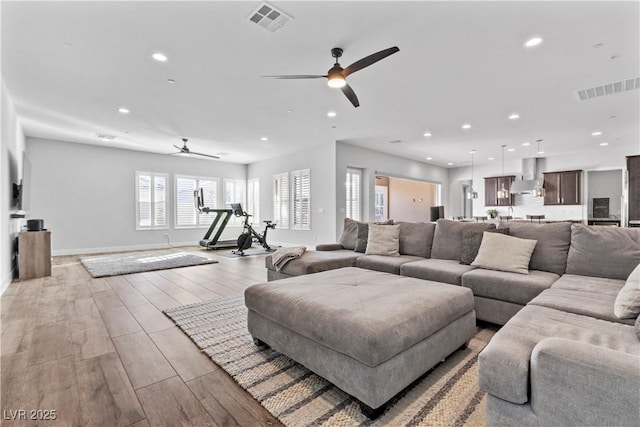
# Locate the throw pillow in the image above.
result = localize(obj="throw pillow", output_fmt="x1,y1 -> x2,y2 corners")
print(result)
354,219 -> 394,253
354,222 -> 369,253
471,232 -> 537,275
365,224 -> 400,256
460,228 -> 510,265
614,263 -> 640,319
338,218 -> 360,250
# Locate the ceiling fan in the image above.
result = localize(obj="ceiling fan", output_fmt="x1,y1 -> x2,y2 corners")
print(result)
170,138 -> 219,159
263,46 -> 399,107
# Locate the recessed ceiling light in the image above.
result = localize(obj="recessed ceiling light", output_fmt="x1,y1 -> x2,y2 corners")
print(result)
447,162 -> 454,166
152,52 -> 168,62
592,131 -> 602,136
508,113 -> 520,120
260,137 -> 268,141
167,79 -> 175,84
327,111 -> 337,118
508,148 -> 515,152
608,55 -> 620,61
423,132 -> 432,137
469,149 -> 476,154
600,142 -> 609,146
426,157 -> 432,160
524,37 -> 543,48
118,107 -> 130,114
287,109 -> 293,113
522,142 -> 531,146
488,157 -> 495,160
461,123 -> 471,130
537,150 -> 545,154
591,42 -> 604,49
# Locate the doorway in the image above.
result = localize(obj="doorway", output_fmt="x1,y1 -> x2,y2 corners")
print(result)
376,175 -> 440,222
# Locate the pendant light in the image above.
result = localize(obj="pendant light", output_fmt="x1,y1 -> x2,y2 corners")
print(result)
498,145 -> 510,199
533,139 -> 546,197
467,149 -> 478,199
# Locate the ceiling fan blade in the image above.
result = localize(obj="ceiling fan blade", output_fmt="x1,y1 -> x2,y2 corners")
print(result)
343,46 -> 399,77
262,74 -> 326,79
341,83 -> 360,108
172,144 -> 183,150
191,151 -> 220,159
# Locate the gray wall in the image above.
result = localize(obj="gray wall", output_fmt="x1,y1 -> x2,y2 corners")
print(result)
247,141 -> 337,247
26,138 -> 247,254
335,142 -> 449,239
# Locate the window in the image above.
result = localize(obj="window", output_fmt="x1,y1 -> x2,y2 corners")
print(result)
224,179 -> 246,226
346,168 -> 362,221
247,178 -> 260,224
291,169 -> 311,230
136,172 -> 168,229
175,175 -> 218,228
273,172 -> 289,229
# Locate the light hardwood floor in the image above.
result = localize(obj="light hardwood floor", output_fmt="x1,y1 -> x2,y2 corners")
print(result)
1,248 -> 282,427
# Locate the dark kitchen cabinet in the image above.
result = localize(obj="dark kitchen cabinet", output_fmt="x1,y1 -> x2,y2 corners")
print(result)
628,155 -> 640,223
543,170 -> 582,205
484,176 -> 515,206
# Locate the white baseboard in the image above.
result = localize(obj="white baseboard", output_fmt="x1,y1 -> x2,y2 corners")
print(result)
51,241 -> 198,257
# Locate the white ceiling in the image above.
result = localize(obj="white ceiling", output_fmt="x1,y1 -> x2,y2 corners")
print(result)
2,1 -> 639,167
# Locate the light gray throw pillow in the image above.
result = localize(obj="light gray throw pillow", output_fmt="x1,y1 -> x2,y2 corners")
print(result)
471,232 -> 537,275
365,224 -> 400,256
614,263 -> 640,319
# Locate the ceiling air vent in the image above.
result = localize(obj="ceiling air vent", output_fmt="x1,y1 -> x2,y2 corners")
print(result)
575,77 -> 640,101
248,2 -> 292,33
95,133 -> 115,140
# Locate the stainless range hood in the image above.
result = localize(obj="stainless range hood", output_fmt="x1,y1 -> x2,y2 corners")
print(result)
511,157 -> 546,194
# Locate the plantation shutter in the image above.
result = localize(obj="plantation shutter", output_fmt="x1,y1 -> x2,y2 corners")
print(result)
136,171 -> 167,229
273,172 -> 289,229
346,168 -> 362,221
197,179 -> 217,226
176,177 -> 197,227
153,176 -> 166,227
138,174 -> 151,227
247,179 -> 260,223
291,169 -> 311,230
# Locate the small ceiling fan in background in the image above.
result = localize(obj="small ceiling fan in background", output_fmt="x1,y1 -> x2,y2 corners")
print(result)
263,46 -> 400,107
170,138 -> 219,159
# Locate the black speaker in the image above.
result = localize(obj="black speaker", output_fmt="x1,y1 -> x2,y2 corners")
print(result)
430,206 -> 444,222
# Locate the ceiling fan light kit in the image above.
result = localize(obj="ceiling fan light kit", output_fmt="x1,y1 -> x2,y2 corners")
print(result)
263,45 -> 399,107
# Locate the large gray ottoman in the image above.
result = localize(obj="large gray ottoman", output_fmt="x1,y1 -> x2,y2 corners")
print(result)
244,267 -> 476,417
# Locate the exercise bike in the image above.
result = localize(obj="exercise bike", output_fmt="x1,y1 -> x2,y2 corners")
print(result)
230,203 -> 276,256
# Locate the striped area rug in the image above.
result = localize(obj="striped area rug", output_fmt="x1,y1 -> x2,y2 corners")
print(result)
164,296 -> 495,427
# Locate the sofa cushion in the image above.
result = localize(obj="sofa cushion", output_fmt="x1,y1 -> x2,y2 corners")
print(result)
397,221 -> 436,258
478,305 -> 640,405
431,219 -> 496,261
530,288 -> 634,326
356,254 -> 425,275
565,224 -> 640,280
400,258 -> 476,285
614,263 -> 640,319
460,228 -> 509,265
462,268 -> 558,305
338,218 -> 359,250
365,224 -> 400,256
497,221 -> 572,275
550,273 -> 625,297
265,250 -> 361,276
471,232 -> 537,275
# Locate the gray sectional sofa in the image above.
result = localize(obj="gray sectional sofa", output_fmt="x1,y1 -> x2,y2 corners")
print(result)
264,218 -> 640,426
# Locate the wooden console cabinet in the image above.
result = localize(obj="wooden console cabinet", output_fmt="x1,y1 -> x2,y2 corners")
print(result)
18,230 -> 51,280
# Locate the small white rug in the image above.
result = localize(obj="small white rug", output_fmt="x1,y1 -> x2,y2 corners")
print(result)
80,250 -> 217,277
